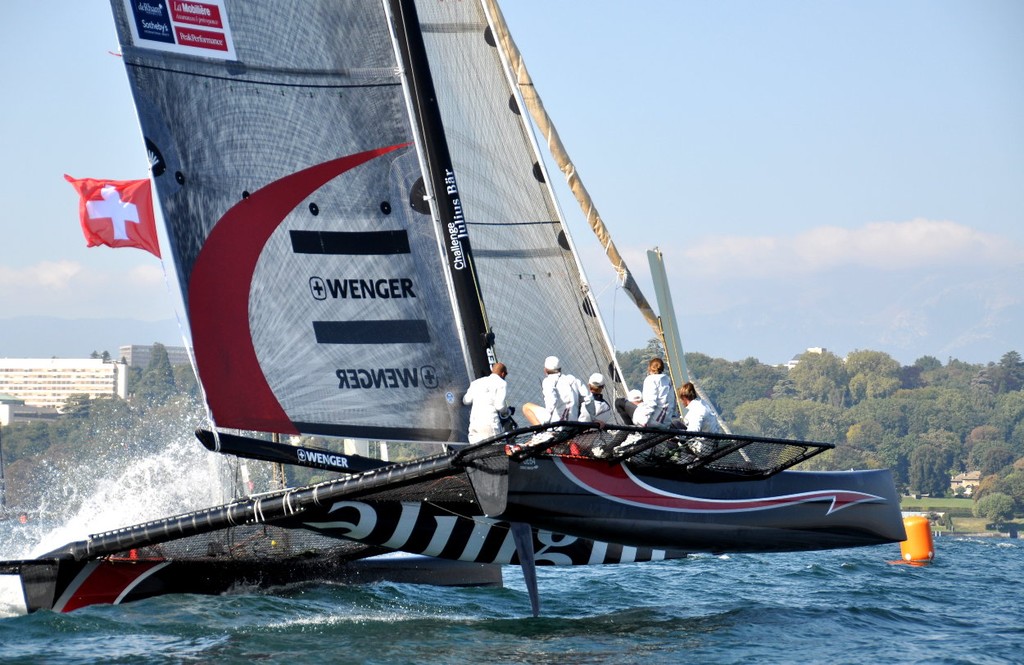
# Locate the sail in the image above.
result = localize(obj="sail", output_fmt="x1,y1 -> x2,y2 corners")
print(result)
409,1 -> 627,407
109,1 -> 473,441
109,0 -> 628,443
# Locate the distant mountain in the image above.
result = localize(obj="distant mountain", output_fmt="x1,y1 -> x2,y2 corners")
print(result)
0,316 -> 186,359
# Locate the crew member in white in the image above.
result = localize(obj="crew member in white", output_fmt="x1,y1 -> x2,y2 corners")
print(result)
522,355 -> 582,425
579,372 -> 613,424
463,362 -> 511,443
632,357 -> 675,427
677,381 -> 720,433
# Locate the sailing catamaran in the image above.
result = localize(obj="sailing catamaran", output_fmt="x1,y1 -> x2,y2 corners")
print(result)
0,0 -> 904,614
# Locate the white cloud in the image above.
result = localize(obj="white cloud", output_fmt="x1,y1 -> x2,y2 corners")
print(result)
664,219 -> 1024,279
0,260 -> 83,290
0,260 -> 177,320
126,263 -> 168,286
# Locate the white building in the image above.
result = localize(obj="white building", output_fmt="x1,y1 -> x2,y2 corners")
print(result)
0,393 -> 59,426
0,358 -> 128,410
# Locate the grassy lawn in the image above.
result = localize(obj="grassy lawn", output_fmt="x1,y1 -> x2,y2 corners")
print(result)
899,497 -> 992,534
900,496 -> 974,511
940,516 -> 989,533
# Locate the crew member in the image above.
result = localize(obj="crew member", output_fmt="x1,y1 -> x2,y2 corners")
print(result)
463,362 -> 511,443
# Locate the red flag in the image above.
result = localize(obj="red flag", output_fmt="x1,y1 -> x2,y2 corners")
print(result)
64,175 -> 161,258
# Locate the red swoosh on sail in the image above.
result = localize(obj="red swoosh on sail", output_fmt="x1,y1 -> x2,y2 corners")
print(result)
553,457 -> 883,515
189,144 -> 408,434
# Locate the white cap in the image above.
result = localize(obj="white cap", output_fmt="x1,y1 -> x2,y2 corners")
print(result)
544,356 -> 561,371
588,373 -> 605,386
628,389 -> 642,402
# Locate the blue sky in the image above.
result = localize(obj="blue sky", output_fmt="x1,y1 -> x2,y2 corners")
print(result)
2,1 -> 1022,366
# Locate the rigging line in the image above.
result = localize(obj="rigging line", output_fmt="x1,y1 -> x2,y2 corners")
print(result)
422,500 -> 513,532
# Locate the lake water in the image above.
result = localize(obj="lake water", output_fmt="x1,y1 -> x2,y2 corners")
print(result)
0,534 -> 1020,664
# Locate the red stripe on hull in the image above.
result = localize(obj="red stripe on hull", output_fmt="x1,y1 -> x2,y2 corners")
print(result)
56,559 -> 167,612
554,457 -> 883,515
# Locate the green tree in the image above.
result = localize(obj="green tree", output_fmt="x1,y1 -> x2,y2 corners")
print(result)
732,399 -> 815,440
846,350 -> 902,404
922,358 -> 981,391
1004,471 -> 1024,511
973,492 -> 1015,523
1000,351 -> 1024,391
915,356 -> 943,372
969,440 -> 1015,476
62,394 -> 92,419
846,420 -> 885,453
131,343 -> 177,405
992,391 -> 1024,456
788,350 -> 848,407
908,444 -> 952,496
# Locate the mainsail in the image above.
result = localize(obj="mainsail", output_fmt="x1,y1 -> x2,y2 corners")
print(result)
110,0 -> 627,443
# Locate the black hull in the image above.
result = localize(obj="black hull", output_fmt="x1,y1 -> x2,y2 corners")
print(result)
5,550 -> 501,614
500,457 -> 905,552
458,424 -> 907,553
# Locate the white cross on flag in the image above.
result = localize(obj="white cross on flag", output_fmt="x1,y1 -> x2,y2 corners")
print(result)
64,174 -> 161,258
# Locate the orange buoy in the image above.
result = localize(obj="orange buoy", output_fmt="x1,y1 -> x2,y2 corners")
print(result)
898,515 -> 934,564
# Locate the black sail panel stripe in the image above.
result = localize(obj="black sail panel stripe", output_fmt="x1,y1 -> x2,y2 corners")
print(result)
290,230 -> 411,255
313,320 -> 430,344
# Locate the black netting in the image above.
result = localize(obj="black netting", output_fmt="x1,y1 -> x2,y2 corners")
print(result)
128,524 -> 374,562
455,423 -> 833,480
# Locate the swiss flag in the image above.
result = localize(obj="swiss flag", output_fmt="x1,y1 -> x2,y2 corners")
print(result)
64,175 -> 161,258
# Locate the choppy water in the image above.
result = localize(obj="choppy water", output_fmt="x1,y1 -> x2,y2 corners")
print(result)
0,536 -> 1020,664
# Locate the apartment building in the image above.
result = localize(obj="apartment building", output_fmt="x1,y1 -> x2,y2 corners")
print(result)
0,358 -> 128,410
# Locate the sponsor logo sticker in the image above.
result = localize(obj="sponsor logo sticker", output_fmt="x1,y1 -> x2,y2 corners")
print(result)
124,0 -> 236,59
336,365 -> 439,390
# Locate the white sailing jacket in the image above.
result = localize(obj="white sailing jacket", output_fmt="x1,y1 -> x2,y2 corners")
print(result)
541,372 -> 582,423
683,397 -> 721,433
632,372 -> 675,427
579,393 -> 613,423
463,373 -> 509,443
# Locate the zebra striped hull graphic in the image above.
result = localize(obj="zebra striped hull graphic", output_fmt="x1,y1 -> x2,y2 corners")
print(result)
298,500 -> 679,565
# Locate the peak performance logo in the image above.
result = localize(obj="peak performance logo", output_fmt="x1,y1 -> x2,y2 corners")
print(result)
336,366 -> 438,390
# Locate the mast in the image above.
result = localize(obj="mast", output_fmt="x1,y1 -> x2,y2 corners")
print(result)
648,247 -> 730,433
647,247 -> 689,390
388,0 -> 495,380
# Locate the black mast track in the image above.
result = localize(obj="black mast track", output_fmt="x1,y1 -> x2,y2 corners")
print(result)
390,0 -> 494,379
